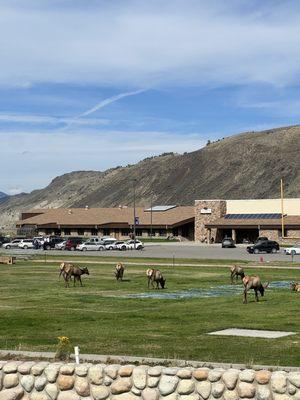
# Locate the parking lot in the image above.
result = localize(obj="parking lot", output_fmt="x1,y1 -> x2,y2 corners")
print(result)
1,242 -> 297,262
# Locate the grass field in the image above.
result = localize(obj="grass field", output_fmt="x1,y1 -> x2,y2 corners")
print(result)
0,256 -> 299,366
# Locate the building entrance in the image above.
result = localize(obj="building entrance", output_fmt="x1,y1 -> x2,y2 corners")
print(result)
235,228 -> 259,244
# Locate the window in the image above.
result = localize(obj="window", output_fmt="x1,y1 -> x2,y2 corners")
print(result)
45,229 -> 52,235
91,229 -> 98,236
121,229 -> 129,236
77,228 -> 84,236
136,229 -> 142,236
278,229 -> 287,238
64,229 -> 71,236
159,229 -> 166,237
103,228 -> 110,236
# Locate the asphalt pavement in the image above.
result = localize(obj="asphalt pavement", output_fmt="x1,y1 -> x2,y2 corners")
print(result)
1,243 -> 297,262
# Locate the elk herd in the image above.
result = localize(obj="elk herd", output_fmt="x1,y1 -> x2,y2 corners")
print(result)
58,261 -> 299,303
59,261 -> 166,290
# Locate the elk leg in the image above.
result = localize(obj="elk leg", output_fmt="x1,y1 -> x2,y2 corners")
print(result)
79,276 -> 83,287
255,289 -> 259,302
63,272 -> 68,288
243,288 -> 248,304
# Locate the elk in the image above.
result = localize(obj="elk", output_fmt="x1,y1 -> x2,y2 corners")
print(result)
291,282 -> 300,292
230,265 -> 245,284
242,275 -> 269,304
70,266 -> 89,287
146,268 -> 166,289
115,262 -> 124,281
59,262 -> 74,280
59,262 -> 89,287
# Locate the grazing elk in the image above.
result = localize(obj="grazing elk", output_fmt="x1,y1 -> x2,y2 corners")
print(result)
230,265 -> 245,284
59,262 -> 89,287
59,262 -> 74,280
242,275 -> 269,304
70,266 -> 89,287
115,262 -> 124,281
291,282 -> 300,292
146,268 -> 166,289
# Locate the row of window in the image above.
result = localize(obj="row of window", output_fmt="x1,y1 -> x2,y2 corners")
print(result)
43,228 -> 168,236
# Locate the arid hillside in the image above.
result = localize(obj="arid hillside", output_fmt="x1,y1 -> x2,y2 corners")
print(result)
0,125 -> 299,229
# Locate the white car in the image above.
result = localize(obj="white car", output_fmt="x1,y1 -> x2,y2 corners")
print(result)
2,239 -> 22,249
105,241 -> 125,250
18,239 -> 35,249
33,236 -> 45,245
55,240 -> 66,250
284,245 -> 300,256
117,240 -> 144,250
77,241 -> 105,251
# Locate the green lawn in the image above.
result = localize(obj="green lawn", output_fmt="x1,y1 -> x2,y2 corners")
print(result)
0,257 -> 299,366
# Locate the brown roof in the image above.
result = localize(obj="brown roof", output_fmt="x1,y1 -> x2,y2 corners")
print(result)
17,206 -> 195,228
206,215 -> 300,228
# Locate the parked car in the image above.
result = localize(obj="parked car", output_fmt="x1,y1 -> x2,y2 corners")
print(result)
284,245 -> 300,256
33,236 -> 45,245
118,240 -> 144,250
18,239 -> 35,249
89,237 -> 103,244
77,241 -> 105,251
222,237 -> 236,248
43,237 -> 64,250
102,238 -> 117,246
105,241 -> 125,250
255,236 -> 269,244
247,240 -> 280,254
2,239 -> 23,249
0,236 -> 11,247
55,240 -> 66,250
65,237 -> 84,251
101,236 -> 117,242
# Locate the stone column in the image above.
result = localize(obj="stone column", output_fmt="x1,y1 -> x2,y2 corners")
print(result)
195,200 -> 227,243
232,229 -> 237,243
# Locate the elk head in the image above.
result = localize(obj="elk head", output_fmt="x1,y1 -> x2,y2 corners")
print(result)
81,267 -> 90,275
160,278 -> 166,289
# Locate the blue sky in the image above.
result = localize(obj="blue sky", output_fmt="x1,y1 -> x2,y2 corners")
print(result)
1,0 -> 300,194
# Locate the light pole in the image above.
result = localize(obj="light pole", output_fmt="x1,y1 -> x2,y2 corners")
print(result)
150,193 -> 154,238
133,179 -> 137,249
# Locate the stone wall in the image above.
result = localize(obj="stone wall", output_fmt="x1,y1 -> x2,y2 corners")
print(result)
195,200 -> 227,243
259,229 -> 300,244
0,360 -> 299,400
258,229 -> 279,242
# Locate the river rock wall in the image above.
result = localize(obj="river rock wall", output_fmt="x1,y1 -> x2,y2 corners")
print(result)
0,360 -> 299,400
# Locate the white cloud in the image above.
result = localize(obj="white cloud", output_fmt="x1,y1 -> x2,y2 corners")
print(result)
0,113 -> 109,126
0,1 -> 300,88
0,129 -> 206,193
7,187 -> 24,195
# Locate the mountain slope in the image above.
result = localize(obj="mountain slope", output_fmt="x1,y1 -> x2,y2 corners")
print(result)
0,125 -> 299,229
0,191 -> 8,205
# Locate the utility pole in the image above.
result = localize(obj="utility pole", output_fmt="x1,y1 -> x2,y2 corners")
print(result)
150,193 -> 154,238
133,179 -> 137,249
281,178 -> 285,239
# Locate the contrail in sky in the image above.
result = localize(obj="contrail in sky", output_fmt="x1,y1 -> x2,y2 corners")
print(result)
63,88 -> 147,129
